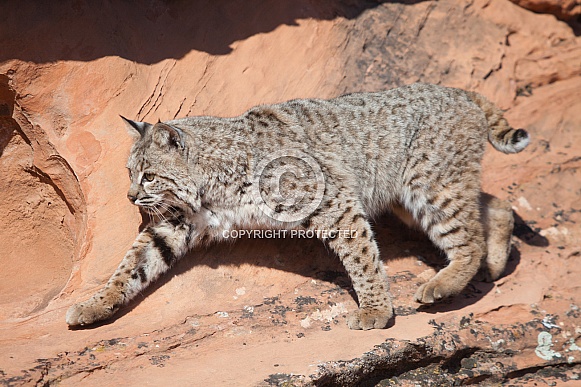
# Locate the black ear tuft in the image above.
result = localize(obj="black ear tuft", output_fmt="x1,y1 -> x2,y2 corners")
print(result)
120,115 -> 152,138
512,128 -> 529,144
152,122 -> 186,149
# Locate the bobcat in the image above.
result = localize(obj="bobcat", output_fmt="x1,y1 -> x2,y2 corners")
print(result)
66,83 -> 528,330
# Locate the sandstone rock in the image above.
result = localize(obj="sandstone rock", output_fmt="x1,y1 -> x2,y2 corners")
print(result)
510,0 -> 581,21
0,75 -> 84,320
1,0 -> 580,385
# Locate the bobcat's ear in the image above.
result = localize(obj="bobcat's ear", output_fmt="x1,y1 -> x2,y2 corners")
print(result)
120,116 -> 152,138
152,122 -> 185,150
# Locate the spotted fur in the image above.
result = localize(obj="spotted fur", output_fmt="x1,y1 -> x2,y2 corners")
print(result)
66,83 -> 527,330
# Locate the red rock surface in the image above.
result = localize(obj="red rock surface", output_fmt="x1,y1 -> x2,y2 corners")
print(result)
1,0 -> 580,385
510,0 -> 581,21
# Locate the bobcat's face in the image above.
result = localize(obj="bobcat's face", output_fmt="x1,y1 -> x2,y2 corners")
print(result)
126,158 -> 181,217
120,118 -> 203,218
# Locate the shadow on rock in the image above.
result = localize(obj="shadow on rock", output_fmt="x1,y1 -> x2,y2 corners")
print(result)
0,0 -> 430,64
513,211 -> 549,247
69,228 -> 353,329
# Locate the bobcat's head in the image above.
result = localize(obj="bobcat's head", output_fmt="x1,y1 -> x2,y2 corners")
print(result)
121,116 -> 199,219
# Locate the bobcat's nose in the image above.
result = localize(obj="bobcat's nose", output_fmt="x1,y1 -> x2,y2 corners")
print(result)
127,184 -> 140,204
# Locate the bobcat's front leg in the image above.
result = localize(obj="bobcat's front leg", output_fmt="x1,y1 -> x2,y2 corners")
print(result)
307,196 -> 393,330
66,220 -> 192,326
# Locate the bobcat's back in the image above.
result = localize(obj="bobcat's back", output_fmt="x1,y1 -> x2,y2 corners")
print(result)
166,83 -> 526,219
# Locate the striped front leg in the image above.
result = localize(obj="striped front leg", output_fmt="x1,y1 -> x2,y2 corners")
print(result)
66,220 -> 192,327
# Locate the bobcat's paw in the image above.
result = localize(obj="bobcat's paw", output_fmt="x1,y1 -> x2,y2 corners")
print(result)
66,300 -> 119,327
347,307 -> 393,330
414,277 -> 457,304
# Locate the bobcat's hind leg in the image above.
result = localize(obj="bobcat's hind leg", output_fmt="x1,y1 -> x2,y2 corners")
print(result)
409,185 -> 485,304
390,203 -> 418,229
477,193 -> 514,282
392,193 -> 513,283
66,220 -> 192,326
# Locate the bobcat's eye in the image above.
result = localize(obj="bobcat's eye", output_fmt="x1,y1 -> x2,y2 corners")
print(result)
142,172 -> 155,182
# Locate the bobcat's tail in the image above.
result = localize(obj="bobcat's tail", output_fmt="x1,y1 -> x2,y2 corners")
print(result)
467,91 -> 529,154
